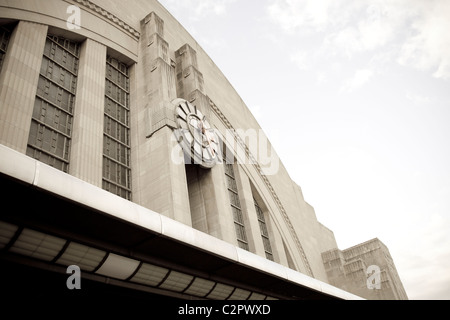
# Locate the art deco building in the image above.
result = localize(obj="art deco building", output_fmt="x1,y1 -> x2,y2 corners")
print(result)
0,0 -> 406,301
323,238 -> 408,300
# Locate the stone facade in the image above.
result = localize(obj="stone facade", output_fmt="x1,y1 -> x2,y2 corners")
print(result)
0,0 -> 407,299
322,238 -> 408,300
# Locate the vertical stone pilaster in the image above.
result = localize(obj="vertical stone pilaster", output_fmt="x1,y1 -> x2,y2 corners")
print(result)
134,12 -> 191,226
269,219 -> 290,266
144,13 -> 177,138
129,62 -> 140,204
188,163 -> 237,245
206,163 -> 239,244
186,165 -> 207,231
175,44 -> 205,101
140,125 -> 191,225
188,89 -> 212,122
0,22 -> 48,152
70,39 -> 107,187
175,43 -> 237,243
146,59 -> 177,136
144,11 -> 164,40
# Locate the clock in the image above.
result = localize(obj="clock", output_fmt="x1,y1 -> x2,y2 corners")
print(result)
173,98 -> 219,169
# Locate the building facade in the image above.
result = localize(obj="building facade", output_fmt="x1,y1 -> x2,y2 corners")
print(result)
0,0 -> 406,300
322,238 -> 408,300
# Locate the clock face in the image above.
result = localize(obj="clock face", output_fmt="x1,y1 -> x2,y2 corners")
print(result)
174,98 -> 219,169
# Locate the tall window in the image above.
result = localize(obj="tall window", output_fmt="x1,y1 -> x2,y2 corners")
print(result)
225,162 -> 249,251
27,35 -> 80,173
0,24 -> 13,73
102,56 -> 131,200
254,199 -> 274,261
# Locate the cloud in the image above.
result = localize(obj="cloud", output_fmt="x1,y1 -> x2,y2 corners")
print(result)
340,68 -> 374,93
266,0 -> 346,34
322,6 -> 400,58
405,92 -> 432,105
396,212 -> 450,299
158,0 -> 236,54
267,0 -> 450,80
290,51 -> 310,70
160,0 -> 236,20
316,72 -> 327,84
397,1 -> 450,80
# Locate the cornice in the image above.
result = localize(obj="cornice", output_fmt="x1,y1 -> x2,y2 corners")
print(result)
67,0 -> 140,39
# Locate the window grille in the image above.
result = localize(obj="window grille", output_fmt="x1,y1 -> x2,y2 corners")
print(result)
102,56 -> 131,200
27,35 -> 80,173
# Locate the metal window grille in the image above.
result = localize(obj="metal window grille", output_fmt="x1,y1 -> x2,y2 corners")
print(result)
0,24 -> 13,73
225,162 -> 249,251
102,56 -> 131,200
254,199 -> 274,261
26,35 -> 80,173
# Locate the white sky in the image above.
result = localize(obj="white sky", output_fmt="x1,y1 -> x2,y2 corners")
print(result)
158,0 -> 450,300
